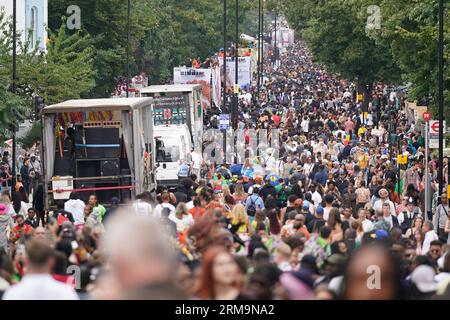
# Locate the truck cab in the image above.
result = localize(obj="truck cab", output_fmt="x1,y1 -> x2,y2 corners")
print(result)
154,124 -> 192,187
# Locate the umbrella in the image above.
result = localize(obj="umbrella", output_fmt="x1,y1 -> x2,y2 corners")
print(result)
266,174 -> 281,186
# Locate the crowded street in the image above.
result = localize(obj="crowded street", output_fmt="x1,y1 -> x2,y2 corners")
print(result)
0,0 -> 449,305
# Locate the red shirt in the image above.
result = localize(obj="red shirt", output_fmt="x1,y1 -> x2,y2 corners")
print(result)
189,207 -> 206,220
12,224 -> 32,241
272,114 -> 281,126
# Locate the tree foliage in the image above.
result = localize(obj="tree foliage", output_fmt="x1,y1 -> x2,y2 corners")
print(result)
48,0 -> 255,95
281,0 -> 449,118
0,8 -> 96,138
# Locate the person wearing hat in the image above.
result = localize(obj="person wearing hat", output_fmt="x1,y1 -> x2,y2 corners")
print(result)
398,197 -> 421,234
0,203 -> 14,253
373,188 -> 395,216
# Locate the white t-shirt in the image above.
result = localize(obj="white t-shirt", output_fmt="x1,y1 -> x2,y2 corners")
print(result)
64,199 -> 86,226
2,274 -> 79,300
191,152 -> 203,170
168,213 -> 194,233
153,203 -> 175,219
312,191 -> 322,208
323,206 -> 332,221
362,219 -> 373,232
132,200 -> 153,217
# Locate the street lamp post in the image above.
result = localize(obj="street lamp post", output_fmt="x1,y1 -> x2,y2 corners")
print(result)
234,0 -> 238,130
257,0 -> 261,98
223,0 -> 227,112
274,11 -> 277,67
11,0 -> 17,196
260,0 -> 264,89
126,0 -> 131,97
438,0 -> 444,203
223,0 -> 228,164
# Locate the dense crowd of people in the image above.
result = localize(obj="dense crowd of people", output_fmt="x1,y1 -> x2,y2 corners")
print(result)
0,40 -> 450,300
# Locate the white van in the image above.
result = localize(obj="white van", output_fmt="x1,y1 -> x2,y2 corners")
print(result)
154,124 -> 192,187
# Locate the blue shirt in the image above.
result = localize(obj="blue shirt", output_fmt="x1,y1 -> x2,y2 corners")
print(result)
245,194 -> 265,211
177,164 -> 190,177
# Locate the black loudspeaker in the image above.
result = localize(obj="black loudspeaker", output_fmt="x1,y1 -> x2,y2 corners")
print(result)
54,156 -> 74,176
120,169 -> 131,201
101,159 -> 120,176
76,160 -> 100,178
75,128 -> 120,159
85,128 -> 119,144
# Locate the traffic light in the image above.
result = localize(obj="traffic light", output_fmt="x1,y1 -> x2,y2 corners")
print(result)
34,95 -> 44,121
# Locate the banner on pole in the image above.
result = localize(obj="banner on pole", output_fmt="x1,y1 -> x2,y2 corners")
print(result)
212,66 -> 221,108
218,57 -> 252,90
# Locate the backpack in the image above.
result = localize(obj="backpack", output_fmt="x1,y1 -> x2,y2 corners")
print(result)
247,196 -> 257,216
57,213 -> 69,225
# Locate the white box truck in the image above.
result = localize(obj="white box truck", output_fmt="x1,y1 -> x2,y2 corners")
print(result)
139,84 -> 204,152
41,98 -> 156,206
154,124 -> 193,187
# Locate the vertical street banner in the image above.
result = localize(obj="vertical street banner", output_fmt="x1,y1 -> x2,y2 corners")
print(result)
173,67 -> 211,109
212,66 -> 221,108
218,57 -> 253,90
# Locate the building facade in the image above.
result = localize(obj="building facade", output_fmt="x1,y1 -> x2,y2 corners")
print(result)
0,0 -> 48,51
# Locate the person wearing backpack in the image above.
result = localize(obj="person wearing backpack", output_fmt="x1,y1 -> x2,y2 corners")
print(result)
54,200 -> 74,225
433,193 -> 449,243
244,187 -> 265,219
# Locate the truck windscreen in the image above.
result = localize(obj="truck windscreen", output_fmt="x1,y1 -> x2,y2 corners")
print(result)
156,145 -> 180,163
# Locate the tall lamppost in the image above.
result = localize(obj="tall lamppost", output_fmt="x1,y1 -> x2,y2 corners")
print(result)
257,0 -> 261,97
233,0 -> 239,164
11,0 -> 17,196
437,0 -> 444,202
223,0 -> 227,112
126,0 -> 131,97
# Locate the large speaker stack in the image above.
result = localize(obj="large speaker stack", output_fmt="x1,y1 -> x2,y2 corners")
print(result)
75,127 -> 122,203
54,124 -> 127,204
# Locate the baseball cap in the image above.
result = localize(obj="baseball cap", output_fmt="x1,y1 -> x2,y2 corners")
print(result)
316,206 -> 324,215
375,229 -> 389,240
302,201 -> 310,209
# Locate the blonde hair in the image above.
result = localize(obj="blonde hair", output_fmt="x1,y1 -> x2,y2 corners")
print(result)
222,184 -> 231,197
234,183 -> 245,197
231,204 -> 248,223
176,202 -> 188,215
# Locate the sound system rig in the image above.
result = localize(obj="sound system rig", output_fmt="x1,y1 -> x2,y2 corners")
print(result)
54,125 -> 131,204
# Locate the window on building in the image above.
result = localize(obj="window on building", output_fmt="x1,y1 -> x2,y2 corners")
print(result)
29,6 -> 38,49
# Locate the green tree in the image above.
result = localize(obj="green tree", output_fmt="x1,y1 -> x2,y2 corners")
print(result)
282,0 -> 401,109
0,9 -> 34,138
49,0 -> 255,93
373,0 -> 450,120
19,20 -> 96,105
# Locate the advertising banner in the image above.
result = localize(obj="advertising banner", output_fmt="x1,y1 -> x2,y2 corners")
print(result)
212,66 -> 222,108
218,56 -> 252,90
173,67 -> 211,109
